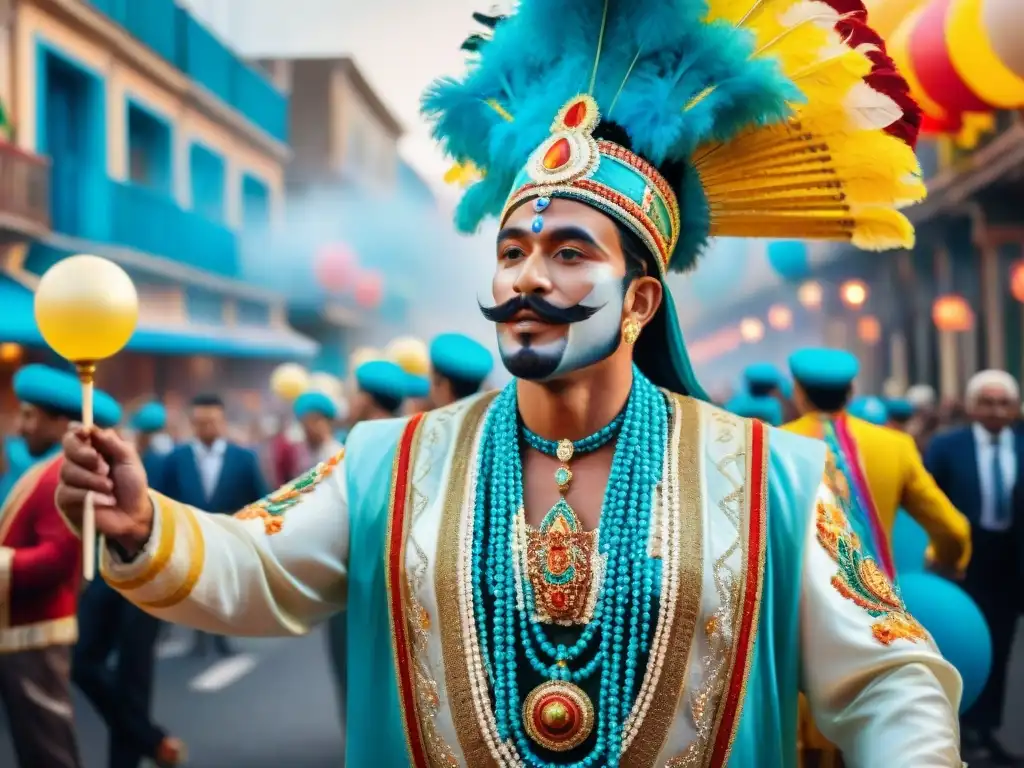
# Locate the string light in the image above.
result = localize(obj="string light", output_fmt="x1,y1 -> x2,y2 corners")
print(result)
840,279 -> 868,309
739,317 -> 765,343
797,280 -> 823,309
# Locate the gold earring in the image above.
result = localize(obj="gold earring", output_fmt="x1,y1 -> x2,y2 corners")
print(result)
623,317 -> 641,345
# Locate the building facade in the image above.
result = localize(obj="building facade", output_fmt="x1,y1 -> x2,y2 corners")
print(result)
0,0 -> 316,432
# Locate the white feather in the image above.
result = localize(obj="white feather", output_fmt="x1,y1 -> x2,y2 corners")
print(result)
844,81 -> 904,130
778,0 -> 841,29
854,42 -> 882,56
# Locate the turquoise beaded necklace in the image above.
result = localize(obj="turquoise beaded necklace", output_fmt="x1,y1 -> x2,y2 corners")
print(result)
471,365 -> 667,766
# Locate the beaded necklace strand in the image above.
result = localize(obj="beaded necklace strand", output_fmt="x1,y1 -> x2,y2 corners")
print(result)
471,366 -> 667,766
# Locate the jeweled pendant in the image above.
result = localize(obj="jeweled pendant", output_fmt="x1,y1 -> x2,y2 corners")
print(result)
554,465 -> 572,490
542,137 -> 572,170
556,439 -> 574,463
523,681 -> 594,752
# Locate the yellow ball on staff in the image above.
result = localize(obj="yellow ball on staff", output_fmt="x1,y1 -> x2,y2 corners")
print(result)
270,363 -> 309,402
34,254 -> 139,364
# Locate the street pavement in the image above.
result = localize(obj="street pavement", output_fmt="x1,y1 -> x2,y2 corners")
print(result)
0,621 -> 1021,767
0,625 -> 344,767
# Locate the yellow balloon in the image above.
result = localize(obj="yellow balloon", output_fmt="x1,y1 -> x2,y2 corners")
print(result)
308,372 -> 342,398
349,346 -> 381,372
34,254 -> 139,362
385,336 -> 429,376
270,363 -> 309,402
864,0 -> 930,38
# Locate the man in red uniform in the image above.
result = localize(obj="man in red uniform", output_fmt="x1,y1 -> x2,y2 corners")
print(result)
0,364 -> 121,768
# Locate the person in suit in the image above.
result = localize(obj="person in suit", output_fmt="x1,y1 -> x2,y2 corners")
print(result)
427,332 -> 495,409
73,399 -> 186,768
925,369 -> 1023,765
159,394 -> 268,656
0,365 -> 119,768
784,348 -> 972,768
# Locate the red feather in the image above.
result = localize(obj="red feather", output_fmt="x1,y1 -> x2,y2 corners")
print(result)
818,0 -> 869,19
832,17 -> 922,149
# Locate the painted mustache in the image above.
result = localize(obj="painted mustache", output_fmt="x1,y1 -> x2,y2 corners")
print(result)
478,293 -> 603,325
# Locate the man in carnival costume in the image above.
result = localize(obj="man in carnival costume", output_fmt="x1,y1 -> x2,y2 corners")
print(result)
54,1 -> 964,766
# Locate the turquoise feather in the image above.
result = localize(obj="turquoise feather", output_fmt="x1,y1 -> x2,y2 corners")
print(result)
422,0 -> 800,272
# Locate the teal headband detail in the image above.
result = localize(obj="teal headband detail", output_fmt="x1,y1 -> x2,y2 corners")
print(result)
500,95 -> 680,274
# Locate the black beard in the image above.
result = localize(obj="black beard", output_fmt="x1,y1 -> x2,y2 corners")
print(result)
500,335 -> 564,380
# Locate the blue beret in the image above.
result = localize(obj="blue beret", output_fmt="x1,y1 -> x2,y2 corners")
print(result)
13,364 -> 121,428
294,391 -> 338,420
355,360 -> 408,402
848,395 -> 889,426
885,398 -> 915,421
788,348 -> 859,389
430,333 -> 494,383
131,402 -> 166,433
743,363 -> 783,389
404,373 -> 430,399
725,394 -> 783,427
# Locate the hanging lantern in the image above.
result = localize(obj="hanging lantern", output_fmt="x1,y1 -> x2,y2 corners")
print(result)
1010,260 -> 1024,303
353,269 -> 384,309
857,315 -> 882,345
797,280 -> 823,310
739,317 -> 765,343
767,304 -> 793,331
932,294 -> 974,332
766,241 -> 810,282
840,279 -> 868,309
0,343 -> 22,364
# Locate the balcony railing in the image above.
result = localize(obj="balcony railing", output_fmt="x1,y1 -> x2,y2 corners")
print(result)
84,0 -> 288,143
0,140 -> 50,233
108,181 -> 239,277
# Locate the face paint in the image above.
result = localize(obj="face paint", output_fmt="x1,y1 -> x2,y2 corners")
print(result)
494,263 -> 626,381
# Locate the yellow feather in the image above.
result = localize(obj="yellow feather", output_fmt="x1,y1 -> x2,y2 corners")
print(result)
851,208 -> 915,250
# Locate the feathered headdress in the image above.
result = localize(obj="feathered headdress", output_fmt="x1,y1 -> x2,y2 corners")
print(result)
424,0 -> 922,395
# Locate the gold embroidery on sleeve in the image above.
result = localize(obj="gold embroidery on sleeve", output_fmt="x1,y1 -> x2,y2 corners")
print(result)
815,501 -> 926,646
235,450 -> 345,535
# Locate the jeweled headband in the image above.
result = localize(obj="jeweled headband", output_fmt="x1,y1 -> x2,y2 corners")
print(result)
500,95 -> 680,276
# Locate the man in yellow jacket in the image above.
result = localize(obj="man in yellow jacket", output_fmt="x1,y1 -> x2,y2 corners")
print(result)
783,348 -> 971,767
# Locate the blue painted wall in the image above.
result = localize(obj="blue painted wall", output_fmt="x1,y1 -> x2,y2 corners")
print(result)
190,142 -> 226,222
236,299 -> 270,326
36,38 -> 110,242
241,173 -> 270,229
83,0 -> 287,141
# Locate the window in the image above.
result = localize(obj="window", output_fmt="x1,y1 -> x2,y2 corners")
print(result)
127,102 -> 172,194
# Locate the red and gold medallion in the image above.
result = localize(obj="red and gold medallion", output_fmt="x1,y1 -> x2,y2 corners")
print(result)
522,681 -> 594,752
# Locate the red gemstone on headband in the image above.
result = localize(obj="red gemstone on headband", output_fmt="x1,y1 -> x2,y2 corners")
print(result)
543,137 -> 572,170
564,100 -> 587,129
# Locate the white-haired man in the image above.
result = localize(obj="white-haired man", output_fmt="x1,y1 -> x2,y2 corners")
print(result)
925,369 -> 1023,765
